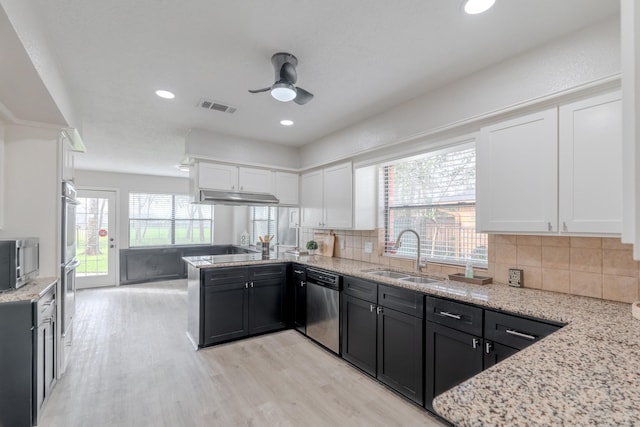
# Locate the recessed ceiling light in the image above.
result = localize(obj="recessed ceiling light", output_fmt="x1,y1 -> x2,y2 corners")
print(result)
464,0 -> 495,14
155,90 -> 175,99
280,119 -> 294,126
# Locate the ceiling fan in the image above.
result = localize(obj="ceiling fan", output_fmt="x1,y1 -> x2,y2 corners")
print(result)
249,52 -> 314,105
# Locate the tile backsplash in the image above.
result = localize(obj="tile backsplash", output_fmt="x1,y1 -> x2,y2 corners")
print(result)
299,229 -> 639,304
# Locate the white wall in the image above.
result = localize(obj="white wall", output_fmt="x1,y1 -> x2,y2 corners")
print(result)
186,129 -> 300,171
74,169 -> 240,247
0,124 -> 60,276
0,121 -> 4,229
300,17 -> 621,169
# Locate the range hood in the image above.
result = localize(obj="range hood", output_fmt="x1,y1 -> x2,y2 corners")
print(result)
195,189 -> 279,205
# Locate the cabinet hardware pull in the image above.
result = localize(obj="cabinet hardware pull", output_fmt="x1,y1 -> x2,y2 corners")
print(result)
547,222 -> 552,231
439,311 -> 462,320
250,282 -> 254,288
245,282 -> 248,289
301,281 -> 305,287
506,329 -> 536,340
293,270 -> 304,274
370,304 -> 376,312
485,342 -> 492,354
563,221 -> 568,232
472,338 -> 480,349
376,306 -> 383,315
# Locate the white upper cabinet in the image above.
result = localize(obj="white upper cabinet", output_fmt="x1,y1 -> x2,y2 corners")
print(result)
274,171 -> 299,205
559,91 -> 622,234
353,165 -> 377,230
301,162 -> 354,229
323,162 -> 353,228
477,108 -> 558,233
238,167 -> 274,194
195,162 -> 277,194
197,163 -> 238,191
300,169 -> 324,228
477,90 -> 623,236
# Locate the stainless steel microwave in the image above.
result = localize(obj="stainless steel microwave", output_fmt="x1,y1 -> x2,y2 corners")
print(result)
0,238 -> 39,291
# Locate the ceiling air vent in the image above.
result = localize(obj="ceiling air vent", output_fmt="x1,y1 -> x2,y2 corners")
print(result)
197,98 -> 237,114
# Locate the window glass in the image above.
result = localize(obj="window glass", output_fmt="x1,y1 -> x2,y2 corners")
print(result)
382,144 -> 487,267
129,193 -> 213,247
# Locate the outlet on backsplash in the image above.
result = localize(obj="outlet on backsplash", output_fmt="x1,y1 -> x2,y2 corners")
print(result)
364,242 -> 373,254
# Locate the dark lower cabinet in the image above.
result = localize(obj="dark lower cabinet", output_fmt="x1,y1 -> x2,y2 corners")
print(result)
201,264 -> 286,347
249,277 -> 286,335
203,283 -> 249,345
425,321 -> 483,411
342,294 -> 377,377
341,277 -> 424,405
377,305 -> 424,405
483,341 -> 518,368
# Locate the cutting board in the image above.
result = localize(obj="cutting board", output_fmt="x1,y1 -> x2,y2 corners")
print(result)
315,232 -> 336,257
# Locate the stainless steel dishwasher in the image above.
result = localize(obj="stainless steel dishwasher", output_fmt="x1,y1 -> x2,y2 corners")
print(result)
305,267 -> 341,355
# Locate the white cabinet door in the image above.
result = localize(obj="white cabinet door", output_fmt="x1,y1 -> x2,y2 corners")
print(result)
300,170 -> 324,228
354,165 -> 377,230
559,91 -> 622,234
477,108 -> 558,233
275,171 -> 299,205
323,162 -> 353,228
238,167 -> 274,194
197,163 -> 238,191
60,133 -> 75,182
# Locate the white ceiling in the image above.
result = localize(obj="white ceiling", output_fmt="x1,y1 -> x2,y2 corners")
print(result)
16,0 -> 621,176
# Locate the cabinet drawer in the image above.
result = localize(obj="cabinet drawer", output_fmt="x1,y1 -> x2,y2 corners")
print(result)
426,296 -> 482,336
203,268 -> 249,286
378,285 -> 423,318
36,285 -> 56,322
485,310 -> 560,350
344,276 -> 377,303
249,264 -> 287,281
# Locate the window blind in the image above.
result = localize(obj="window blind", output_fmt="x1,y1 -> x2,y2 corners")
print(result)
250,206 -> 277,245
382,145 -> 487,267
129,193 -> 213,247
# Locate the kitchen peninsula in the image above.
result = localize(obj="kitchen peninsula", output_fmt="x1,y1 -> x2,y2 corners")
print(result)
184,254 -> 640,426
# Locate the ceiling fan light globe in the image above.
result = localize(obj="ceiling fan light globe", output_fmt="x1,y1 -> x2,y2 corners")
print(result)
464,0 -> 495,14
271,83 -> 297,102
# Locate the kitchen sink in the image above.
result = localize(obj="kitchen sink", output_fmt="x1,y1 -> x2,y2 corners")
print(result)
365,270 -> 410,279
400,276 -> 440,284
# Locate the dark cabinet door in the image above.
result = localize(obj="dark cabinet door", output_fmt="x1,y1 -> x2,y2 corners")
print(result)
203,283 -> 249,345
483,341 -> 519,369
425,322 -> 483,411
341,294 -> 377,377
249,278 -> 286,335
377,306 -> 424,405
292,268 -> 306,333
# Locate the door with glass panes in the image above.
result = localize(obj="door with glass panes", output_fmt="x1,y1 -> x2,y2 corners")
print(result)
76,190 -> 117,288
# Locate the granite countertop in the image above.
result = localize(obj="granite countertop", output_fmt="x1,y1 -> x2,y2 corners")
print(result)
185,255 -> 640,425
0,276 -> 57,303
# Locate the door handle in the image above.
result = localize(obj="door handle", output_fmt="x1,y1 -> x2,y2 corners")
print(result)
370,304 -> 376,312
472,338 -> 480,349
485,342 -> 492,354
300,281 -> 305,287
376,306 -> 383,315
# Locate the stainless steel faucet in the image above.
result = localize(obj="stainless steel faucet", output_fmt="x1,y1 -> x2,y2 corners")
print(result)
395,228 -> 423,272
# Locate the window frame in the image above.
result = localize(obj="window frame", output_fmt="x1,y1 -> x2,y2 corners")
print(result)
381,142 -> 487,268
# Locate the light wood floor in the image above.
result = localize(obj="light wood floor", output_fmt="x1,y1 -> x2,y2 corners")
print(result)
40,280 -> 446,427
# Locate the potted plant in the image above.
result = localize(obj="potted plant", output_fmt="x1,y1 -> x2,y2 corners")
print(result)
306,240 -> 318,255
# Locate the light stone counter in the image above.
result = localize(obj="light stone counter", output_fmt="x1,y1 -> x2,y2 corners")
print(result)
0,277 -> 57,303
185,255 -> 640,425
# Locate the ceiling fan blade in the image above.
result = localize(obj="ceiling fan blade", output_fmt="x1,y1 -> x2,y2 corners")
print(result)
293,87 -> 314,105
280,62 -> 297,84
248,87 -> 271,94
